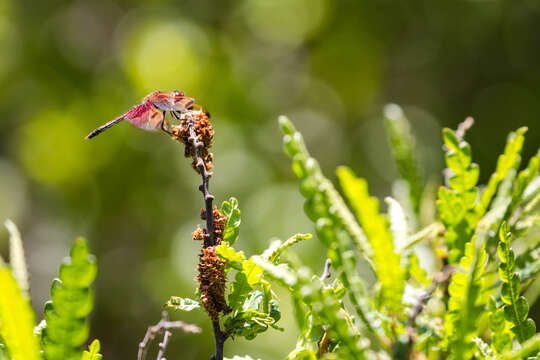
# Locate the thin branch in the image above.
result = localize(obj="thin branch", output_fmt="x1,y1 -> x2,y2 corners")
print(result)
406,266 -> 454,344
138,311 -> 201,360
185,118 -> 226,360
187,120 -> 215,247
156,331 -> 172,360
320,259 -> 332,281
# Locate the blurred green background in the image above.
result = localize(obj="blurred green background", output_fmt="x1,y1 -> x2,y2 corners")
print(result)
1,0 -> 540,358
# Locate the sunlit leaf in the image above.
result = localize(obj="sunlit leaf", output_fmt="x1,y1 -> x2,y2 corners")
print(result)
0,265 -> 41,360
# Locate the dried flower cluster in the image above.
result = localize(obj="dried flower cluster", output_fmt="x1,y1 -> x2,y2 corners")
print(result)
171,110 -> 214,171
196,207 -> 229,321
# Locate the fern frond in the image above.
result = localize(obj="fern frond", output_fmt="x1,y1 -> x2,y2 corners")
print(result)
497,223 -> 536,344
505,149 -> 540,221
488,297 -> 513,355
0,265 -> 41,360
437,127 -> 480,263
475,127 -> 527,216
41,238 -> 97,360
336,167 -> 405,314
254,257 -> 367,359
384,104 -> 424,217
446,240 -> 487,359
81,340 -> 102,360
278,115 -> 378,336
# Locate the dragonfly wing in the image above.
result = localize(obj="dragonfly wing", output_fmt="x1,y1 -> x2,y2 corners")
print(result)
126,102 -> 164,131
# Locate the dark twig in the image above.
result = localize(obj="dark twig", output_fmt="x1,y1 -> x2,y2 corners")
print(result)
138,311 -> 201,360
320,258 -> 332,281
406,266 -> 454,344
187,120 -> 215,247
185,118 -> 226,360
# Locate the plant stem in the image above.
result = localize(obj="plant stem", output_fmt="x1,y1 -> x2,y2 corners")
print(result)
187,121 -> 215,246
186,119 -> 225,359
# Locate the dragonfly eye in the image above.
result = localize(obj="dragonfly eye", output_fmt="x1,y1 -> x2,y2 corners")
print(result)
172,90 -> 185,97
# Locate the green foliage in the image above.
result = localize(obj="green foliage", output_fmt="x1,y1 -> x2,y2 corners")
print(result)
336,166 -> 405,314
164,297 -> 201,312
488,297 -> 513,354
221,197 -> 241,246
262,233 -> 312,264
279,116 -> 379,338
254,257 -> 366,359
437,127 -> 480,263
497,223 -> 535,344
384,104 -> 424,218
0,264 -> 41,360
41,238 -> 98,360
445,240 -> 487,359
81,340 -> 103,360
215,236 -> 284,340
475,128 -> 527,216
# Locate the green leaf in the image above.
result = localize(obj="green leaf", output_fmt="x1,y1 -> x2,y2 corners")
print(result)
446,240 -> 487,359
437,126 -> 480,263
216,242 -> 246,269
42,238 -> 97,360
0,265 -> 41,360
505,148 -> 540,221
383,104 -> 424,216
336,166 -> 405,314
476,127 -> 527,215
164,297 -> 200,312
81,340 -> 103,360
501,333 -> 540,359
5,219 -> 29,297
264,233 -> 312,264
221,197 -> 241,245
228,272 -> 252,311
496,225 -> 535,344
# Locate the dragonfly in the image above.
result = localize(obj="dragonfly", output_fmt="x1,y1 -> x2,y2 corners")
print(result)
85,91 -> 197,139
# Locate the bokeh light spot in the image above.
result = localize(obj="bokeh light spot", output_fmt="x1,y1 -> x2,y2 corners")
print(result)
17,111 -> 97,186
121,20 -> 207,94
243,0 -> 328,47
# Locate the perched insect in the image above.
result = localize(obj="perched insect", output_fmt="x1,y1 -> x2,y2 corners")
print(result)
85,91 -> 196,139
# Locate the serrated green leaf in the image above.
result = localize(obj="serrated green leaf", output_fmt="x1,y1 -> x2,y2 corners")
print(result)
337,166 -> 405,314
164,297 -> 200,312
448,163 -> 479,192
216,242 -> 245,269
50,279 -> 94,318
446,241 -> 487,359
476,127 -> 527,216
0,265 -> 41,360
81,339 -> 103,360
496,226 -> 535,344
443,128 -> 461,153
43,302 -> 89,347
228,272 -> 252,311
42,238 -> 97,360
242,259 -> 263,286
221,197 -> 241,245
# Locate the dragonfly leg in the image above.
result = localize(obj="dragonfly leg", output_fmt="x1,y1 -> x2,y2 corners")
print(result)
160,111 -> 173,135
